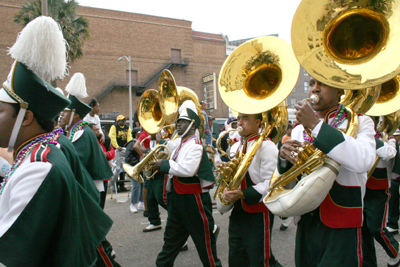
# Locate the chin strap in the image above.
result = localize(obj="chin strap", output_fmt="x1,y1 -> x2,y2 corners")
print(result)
65,109 -> 75,131
179,120 -> 194,139
7,103 -> 28,152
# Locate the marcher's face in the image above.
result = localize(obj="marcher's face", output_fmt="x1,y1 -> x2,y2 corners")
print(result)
176,119 -> 191,135
308,77 -> 343,112
202,102 -> 207,110
394,135 -> 400,144
93,103 -> 100,114
59,109 -> 72,126
92,125 -> 101,137
231,122 -> 238,129
118,119 -> 126,126
0,101 -> 17,148
237,113 -> 260,137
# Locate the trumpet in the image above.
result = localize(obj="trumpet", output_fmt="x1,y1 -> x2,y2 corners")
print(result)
123,144 -> 170,183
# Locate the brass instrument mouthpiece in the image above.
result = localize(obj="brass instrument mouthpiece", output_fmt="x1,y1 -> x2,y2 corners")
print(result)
304,94 -> 319,104
236,127 -> 243,133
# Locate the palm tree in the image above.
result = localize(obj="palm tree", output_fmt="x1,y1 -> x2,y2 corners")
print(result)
14,0 -> 91,64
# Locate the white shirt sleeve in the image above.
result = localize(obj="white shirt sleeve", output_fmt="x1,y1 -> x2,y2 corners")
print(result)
168,144 -> 202,177
0,161 -> 51,237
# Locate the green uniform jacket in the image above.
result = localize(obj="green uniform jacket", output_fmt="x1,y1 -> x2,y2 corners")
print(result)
72,125 -> 113,180
0,144 -> 113,266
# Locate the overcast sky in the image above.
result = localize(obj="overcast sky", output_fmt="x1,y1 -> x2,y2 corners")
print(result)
77,0 -> 302,43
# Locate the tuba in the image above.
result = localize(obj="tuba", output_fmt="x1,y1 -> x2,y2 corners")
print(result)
123,70 -> 204,182
263,0 -> 400,217
365,75 -> 400,176
123,89 -> 170,183
291,0 -> 400,90
214,36 -> 300,214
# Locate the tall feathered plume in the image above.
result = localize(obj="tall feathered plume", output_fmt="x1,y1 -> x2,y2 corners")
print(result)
65,73 -> 88,98
8,16 -> 67,81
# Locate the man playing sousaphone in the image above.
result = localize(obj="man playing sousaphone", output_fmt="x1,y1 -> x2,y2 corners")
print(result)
222,112 -> 281,267
279,77 -> 376,266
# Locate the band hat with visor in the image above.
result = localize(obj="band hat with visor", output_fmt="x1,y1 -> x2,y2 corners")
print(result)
0,16 -> 71,151
177,100 -> 201,129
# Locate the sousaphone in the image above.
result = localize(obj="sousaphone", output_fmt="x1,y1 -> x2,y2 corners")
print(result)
291,0 -> 400,89
215,36 -> 300,214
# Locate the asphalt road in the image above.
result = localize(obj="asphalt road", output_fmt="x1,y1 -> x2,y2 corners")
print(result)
104,189 -> 391,267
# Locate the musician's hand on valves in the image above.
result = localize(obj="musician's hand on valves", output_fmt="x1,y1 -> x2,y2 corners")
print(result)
294,100 -> 320,130
280,139 -> 303,165
223,188 -> 244,203
150,159 -> 162,170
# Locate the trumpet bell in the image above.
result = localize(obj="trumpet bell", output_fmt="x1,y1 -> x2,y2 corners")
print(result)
366,75 -> 400,116
292,1 -> 400,89
138,89 -> 164,134
219,36 -> 300,114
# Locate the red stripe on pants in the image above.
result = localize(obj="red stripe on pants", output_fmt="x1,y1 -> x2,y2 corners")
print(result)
263,212 -> 270,267
194,194 -> 216,267
357,227 -> 363,267
98,244 -> 113,267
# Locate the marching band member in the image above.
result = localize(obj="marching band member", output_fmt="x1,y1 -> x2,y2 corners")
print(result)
0,16 -> 112,266
362,116 -> 399,267
152,100 -> 221,267
222,113 -> 281,266
59,73 -> 120,267
279,77 -> 376,266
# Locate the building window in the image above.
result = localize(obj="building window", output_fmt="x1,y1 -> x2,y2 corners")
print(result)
304,69 -> 309,76
304,81 -> 308,93
290,97 -> 296,108
126,70 -> 137,86
171,49 -> 181,63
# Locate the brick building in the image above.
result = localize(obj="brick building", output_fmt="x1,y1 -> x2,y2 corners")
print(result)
1,0 -> 310,125
0,0 -> 229,122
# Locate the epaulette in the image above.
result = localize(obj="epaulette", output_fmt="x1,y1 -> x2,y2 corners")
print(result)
30,143 -> 51,163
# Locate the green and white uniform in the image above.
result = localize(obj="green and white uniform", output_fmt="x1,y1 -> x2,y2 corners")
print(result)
279,108 -> 376,267
0,136 -> 113,267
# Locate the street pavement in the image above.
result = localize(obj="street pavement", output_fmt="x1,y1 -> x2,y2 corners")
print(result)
104,188 -> 391,267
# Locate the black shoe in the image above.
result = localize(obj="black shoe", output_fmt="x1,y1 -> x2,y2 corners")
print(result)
143,210 -> 148,217
280,224 -> 288,231
180,243 -> 188,251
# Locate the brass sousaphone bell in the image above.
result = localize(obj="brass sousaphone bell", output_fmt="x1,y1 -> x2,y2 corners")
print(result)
365,75 -> 400,176
291,0 -> 400,90
215,36 -> 300,214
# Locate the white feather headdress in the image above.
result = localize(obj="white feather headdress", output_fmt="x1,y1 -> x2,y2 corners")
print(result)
65,73 -> 88,99
8,16 -> 67,81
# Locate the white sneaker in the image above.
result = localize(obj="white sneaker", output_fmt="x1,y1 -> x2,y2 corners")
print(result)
388,242 -> 400,267
388,227 -> 399,234
143,224 -> 162,232
137,202 -> 145,210
130,204 -> 138,213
